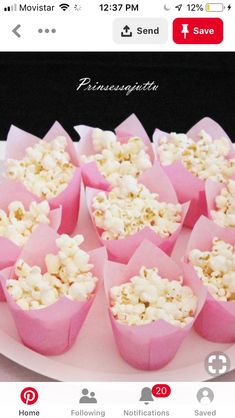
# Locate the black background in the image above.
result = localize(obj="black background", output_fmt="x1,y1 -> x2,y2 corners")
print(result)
0,52 -> 234,141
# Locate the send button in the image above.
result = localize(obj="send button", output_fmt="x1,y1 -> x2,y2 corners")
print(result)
113,18 -> 168,44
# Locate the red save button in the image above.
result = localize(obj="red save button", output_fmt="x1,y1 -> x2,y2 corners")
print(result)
173,18 -> 223,44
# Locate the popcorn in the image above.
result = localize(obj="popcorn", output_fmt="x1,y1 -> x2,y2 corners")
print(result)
92,176 -> 182,239
6,234 -> 97,309
188,238 -> 235,301
81,128 -> 152,186
110,266 -> 197,327
0,200 -> 50,246
157,130 -> 235,183
211,180 -> 235,227
5,136 -> 75,199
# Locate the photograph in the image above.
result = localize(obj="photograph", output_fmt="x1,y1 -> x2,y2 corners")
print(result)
0,51 -> 235,384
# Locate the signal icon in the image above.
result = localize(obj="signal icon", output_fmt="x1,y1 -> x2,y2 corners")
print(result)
59,3 -> 70,11
4,4 -> 17,11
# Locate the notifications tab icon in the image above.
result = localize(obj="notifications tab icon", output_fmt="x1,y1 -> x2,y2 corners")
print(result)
173,18 -> 223,44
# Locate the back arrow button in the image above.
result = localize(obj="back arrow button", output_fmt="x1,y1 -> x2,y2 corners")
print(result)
12,24 -> 21,38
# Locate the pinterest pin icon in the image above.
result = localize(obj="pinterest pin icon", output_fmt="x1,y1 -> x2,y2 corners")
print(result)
181,24 -> 189,39
21,387 -> 39,405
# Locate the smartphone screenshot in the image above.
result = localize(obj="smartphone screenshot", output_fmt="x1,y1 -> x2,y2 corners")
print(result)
0,0 -> 234,416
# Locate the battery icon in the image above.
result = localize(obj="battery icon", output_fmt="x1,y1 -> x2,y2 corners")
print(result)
205,3 -> 224,11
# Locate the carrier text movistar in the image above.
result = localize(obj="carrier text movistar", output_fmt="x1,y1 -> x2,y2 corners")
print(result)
18,4 -> 55,11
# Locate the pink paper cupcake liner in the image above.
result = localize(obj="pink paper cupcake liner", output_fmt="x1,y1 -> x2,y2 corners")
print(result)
4,122 -> 81,234
205,178 -> 235,230
86,162 -> 189,263
0,179 -> 61,302
104,240 -> 207,370
0,239 -> 21,302
183,215 -> 235,343
75,114 -> 155,191
0,224 -> 107,355
153,117 -> 235,228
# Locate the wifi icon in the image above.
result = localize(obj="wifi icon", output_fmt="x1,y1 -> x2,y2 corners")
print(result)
59,3 -> 69,11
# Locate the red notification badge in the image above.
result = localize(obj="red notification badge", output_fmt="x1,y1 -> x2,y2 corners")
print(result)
152,384 -> 171,398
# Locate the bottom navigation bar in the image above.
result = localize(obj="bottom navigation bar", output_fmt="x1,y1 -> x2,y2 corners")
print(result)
0,382 -> 234,417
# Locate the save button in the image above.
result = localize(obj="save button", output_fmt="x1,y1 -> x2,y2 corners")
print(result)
173,18 -> 223,44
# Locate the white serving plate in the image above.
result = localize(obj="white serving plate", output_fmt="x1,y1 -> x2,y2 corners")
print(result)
0,142 -> 234,382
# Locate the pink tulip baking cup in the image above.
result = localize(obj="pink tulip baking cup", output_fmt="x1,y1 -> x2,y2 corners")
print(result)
183,215 -> 235,343
75,114 -> 155,191
0,179 -> 61,302
4,122 -> 81,234
153,117 -> 235,228
86,162 -> 189,264
104,240 -> 207,370
0,224 -> 107,355
0,239 -> 20,302
205,178 -> 235,228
